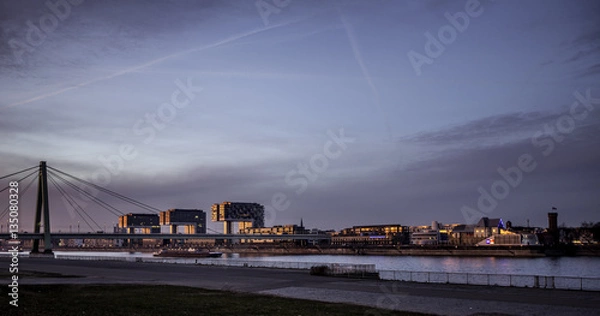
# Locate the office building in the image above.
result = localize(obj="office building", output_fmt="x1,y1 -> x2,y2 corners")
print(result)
211,202 -> 265,234
117,213 -> 160,234
159,209 -> 206,234
332,224 -> 408,245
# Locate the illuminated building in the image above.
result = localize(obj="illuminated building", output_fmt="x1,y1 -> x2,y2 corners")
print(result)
211,202 -> 265,234
239,224 -> 306,243
331,224 -> 409,245
159,209 -> 206,234
240,224 -> 305,235
449,225 -> 476,245
117,213 -> 160,234
474,217 -> 505,238
410,221 -> 449,245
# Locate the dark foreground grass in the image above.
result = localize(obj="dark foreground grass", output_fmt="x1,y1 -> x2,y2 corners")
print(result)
2,284 -> 429,316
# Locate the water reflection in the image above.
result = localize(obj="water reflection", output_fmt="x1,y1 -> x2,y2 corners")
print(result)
50,251 -> 600,278
240,255 -> 600,277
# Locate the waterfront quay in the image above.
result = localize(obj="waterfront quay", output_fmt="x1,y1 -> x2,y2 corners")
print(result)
3,257 -> 600,316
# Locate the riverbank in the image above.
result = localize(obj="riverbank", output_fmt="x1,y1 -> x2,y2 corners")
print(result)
213,244 -> 600,257
32,244 -> 600,257
4,257 -> 600,316
215,246 -> 547,257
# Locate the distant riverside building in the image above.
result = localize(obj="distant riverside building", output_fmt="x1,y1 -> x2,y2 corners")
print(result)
477,232 -> 519,245
159,209 -> 206,234
332,224 -> 409,245
548,212 -> 558,231
521,233 -> 540,245
477,230 -> 539,246
470,217 -> 541,246
547,212 -> 559,245
239,224 -> 307,243
117,213 -> 160,234
449,224 -> 476,245
410,221 -> 449,245
240,224 -> 306,235
211,202 -> 265,234
411,231 -> 440,245
474,217 -> 505,238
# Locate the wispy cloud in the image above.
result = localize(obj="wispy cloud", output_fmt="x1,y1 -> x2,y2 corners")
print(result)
402,111 -> 553,146
3,17 -> 307,109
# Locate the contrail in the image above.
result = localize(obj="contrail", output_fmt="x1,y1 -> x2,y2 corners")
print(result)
4,18 -> 304,109
339,10 -> 393,140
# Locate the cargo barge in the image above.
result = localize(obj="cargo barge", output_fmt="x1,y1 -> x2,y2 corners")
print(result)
153,248 -> 223,258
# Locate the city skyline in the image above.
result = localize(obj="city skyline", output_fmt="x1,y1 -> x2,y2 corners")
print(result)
1,0 -> 599,232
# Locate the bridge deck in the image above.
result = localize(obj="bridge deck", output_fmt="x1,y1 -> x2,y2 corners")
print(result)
0,233 -> 330,240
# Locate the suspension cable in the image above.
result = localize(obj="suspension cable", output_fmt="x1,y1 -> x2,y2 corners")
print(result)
47,173 -> 101,232
0,171 -> 38,221
48,170 -> 124,217
47,166 -> 161,213
0,166 -> 38,181
0,169 -> 38,193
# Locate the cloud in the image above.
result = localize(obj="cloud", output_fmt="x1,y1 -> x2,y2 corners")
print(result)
386,106 -> 600,226
2,1 -> 600,232
400,110 -> 554,147
3,17 -> 307,108
3,107 -> 600,231
577,63 -> 600,78
557,3 -> 600,77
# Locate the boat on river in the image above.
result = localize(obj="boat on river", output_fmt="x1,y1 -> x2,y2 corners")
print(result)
153,248 -> 222,258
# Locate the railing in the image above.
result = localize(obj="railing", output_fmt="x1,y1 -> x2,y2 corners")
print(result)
0,252 -> 29,257
192,258 -> 376,273
378,270 -> 600,291
53,254 -> 376,273
55,254 -> 139,262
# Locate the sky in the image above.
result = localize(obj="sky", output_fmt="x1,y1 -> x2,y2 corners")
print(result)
1,0 -> 599,233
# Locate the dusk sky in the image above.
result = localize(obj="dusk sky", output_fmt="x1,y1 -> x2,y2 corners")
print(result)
1,0 -> 599,233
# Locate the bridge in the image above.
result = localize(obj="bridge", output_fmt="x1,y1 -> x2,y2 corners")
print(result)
0,161 -> 329,254
0,233 -> 328,241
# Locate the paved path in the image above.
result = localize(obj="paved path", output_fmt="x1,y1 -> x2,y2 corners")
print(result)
3,257 -> 600,316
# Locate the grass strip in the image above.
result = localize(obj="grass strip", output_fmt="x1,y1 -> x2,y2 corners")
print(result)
1,284 -> 430,316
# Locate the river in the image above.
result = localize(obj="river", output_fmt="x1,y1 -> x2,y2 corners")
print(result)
49,251 -> 600,278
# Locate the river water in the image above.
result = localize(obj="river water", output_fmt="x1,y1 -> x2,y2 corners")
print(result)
50,251 -> 600,278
